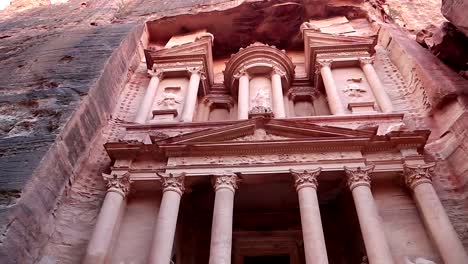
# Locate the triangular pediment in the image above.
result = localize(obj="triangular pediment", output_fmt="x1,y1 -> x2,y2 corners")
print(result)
158,117 -> 376,145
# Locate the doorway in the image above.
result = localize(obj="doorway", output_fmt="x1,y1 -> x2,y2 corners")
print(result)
244,255 -> 290,264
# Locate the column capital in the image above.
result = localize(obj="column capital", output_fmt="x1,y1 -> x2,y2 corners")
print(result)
157,172 -> 186,195
212,172 -> 240,192
359,57 -> 375,66
102,172 -> 131,197
291,168 -> 321,191
233,67 -> 249,79
187,66 -> 206,80
271,66 -> 286,77
148,68 -> 164,79
315,59 -> 333,74
344,165 -> 375,190
403,163 -> 435,189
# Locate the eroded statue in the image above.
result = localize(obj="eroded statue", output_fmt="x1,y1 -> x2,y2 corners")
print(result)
158,90 -> 182,110
252,88 -> 271,108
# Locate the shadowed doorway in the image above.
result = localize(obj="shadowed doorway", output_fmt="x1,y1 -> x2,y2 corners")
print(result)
244,255 -> 290,264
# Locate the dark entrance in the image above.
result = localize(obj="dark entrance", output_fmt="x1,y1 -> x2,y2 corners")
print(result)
244,255 -> 290,264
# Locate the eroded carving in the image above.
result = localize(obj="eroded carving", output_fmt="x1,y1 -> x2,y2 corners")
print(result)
403,163 -> 435,189
290,168 -> 321,191
157,87 -> 183,110
344,165 -> 375,190
157,172 -> 186,195
102,172 -> 131,197
232,129 -> 288,141
343,83 -> 367,98
252,88 -> 271,108
359,57 -> 375,66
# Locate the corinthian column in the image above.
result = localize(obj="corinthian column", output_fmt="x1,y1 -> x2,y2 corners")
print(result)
235,68 -> 250,120
271,66 -> 286,118
404,163 -> 468,264
135,69 -> 163,123
148,173 -> 185,264
359,57 -> 393,113
209,173 -> 240,264
291,168 -> 329,264
316,59 -> 345,115
344,166 -> 394,264
181,67 -> 204,122
83,172 -> 131,264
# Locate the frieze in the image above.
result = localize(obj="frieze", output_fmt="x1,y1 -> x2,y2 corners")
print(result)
167,152 -> 361,167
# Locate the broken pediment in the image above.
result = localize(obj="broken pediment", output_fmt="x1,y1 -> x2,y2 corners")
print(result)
158,117 -> 376,146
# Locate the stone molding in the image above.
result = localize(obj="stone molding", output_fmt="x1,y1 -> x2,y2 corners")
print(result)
359,57 -> 375,66
102,172 -> 131,198
344,165 -> 375,190
157,172 -> 186,195
212,172 -> 240,192
290,168 -> 321,191
403,163 -> 435,189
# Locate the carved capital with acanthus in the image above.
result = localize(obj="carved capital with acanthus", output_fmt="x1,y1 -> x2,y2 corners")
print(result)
271,66 -> 286,77
102,172 -> 131,198
291,168 -> 321,191
403,163 -> 435,189
359,57 -> 374,67
212,172 -> 240,192
233,67 -> 249,80
344,165 -> 375,190
148,68 -> 164,79
315,59 -> 333,74
157,172 -> 186,195
187,66 -> 207,80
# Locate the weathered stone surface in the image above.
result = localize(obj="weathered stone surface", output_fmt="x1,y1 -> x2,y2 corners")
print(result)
441,0 -> 468,36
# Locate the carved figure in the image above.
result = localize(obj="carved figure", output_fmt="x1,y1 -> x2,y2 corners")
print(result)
404,257 -> 436,264
343,83 -> 367,97
158,90 -> 182,109
252,88 -> 271,108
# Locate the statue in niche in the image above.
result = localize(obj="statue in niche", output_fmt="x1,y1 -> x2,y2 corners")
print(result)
252,88 -> 271,108
157,87 -> 182,110
342,78 -> 367,98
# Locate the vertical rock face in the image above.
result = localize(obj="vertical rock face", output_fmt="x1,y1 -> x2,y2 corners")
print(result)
0,0 -> 467,263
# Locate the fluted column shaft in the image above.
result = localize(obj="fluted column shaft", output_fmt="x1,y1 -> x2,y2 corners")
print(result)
291,168 -> 329,264
237,70 -> 250,120
181,68 -> 203,122
271,67 -> 286,118
148,173 -> 185,264
317,60 -> 345,115
345,166 -> 394,264
404,163 -> 468,264
83,173 -> 131,264
209,173 -> 240,264
359,57 -> 393,113
135,70 -> 162,123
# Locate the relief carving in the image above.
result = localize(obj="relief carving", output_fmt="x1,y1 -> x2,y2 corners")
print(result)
344,165 -> 375,190
102,172 -> 131,197
252,88 -> 271,108
168,152 -> 360,166
343,83 -> 367,98
359,57 -> 375,66
157,87 -> 183,110
232,129 -> 289,141
403,163 -> 435,189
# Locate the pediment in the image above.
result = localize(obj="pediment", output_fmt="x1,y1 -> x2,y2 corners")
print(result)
158,117 -> 375,145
